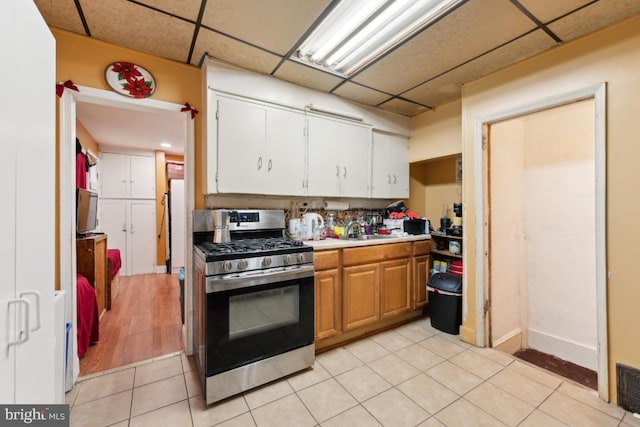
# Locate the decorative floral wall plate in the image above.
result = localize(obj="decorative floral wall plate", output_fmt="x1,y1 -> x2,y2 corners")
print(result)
105,62 -> 156,99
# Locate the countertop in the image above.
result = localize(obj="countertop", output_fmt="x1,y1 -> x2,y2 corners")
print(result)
303,234 -> 431,250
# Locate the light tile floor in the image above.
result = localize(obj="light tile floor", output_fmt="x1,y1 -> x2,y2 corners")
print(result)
67,317 -> 640,427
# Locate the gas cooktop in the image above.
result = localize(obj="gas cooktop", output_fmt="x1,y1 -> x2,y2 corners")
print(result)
196,237 -> 311,261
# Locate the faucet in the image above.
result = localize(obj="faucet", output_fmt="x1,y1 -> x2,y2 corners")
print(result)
344,221 -> 360,239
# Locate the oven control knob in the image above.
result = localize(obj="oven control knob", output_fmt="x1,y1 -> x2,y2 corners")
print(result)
237,259 -> 248,270
297,254 -> 306,263
222,261 -> 233,272
262,257 -> 272,267
284,254 -> 293,265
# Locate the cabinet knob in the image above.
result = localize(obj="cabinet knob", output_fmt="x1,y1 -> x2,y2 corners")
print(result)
268,159 -> 272,171
257,156 -> 263,170
336,165 -> 340,177
343,167 -> 347,178
393,174 -> 397,184
387,174 -> 391,184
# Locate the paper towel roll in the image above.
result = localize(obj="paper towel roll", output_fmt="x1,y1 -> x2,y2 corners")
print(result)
324,201 -> 349,211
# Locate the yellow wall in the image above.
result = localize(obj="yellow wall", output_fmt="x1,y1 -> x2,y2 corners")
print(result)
76,119 -> 100,155
53,28 -> 203,278
408,157 -> 462,228
410,15 -> 640,402
410,99 -> 462,162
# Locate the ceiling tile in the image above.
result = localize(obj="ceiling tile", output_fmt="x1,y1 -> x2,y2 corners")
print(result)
377,98 -> 430,117
548,0 -> 640,42
274,60 -> 344,92
34,0 -> 87,34
81,0 -> 195,63
353,0 -> 537,95
517,0 -> 591,24
133,0 -> 202,21
333,82 -> 392,107
192,27 -> 281,73
404,30 -> 556,107
202,0 -> 330,56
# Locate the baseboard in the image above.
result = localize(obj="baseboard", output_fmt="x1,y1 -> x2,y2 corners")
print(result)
528,328 -> 598,371
493,329 -> 522,354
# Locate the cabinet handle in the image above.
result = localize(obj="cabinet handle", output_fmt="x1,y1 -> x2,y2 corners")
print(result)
19,290 -> 41,332
343,167 -> 347,178
130,224 -> 135,234
7,298 -> 30,348
393,174 -> 397,184
257,157 -> 263,170
387,174 -> 391,184
268,159 -> 272,171
122,222 -> 127,232
336,165 -> 340,177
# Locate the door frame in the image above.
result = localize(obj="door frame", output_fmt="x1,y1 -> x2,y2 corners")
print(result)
59,86 -> 195,383
473,83 -> 608,399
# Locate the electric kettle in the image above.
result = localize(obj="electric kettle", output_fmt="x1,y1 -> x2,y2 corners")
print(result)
302,213 -> 324,240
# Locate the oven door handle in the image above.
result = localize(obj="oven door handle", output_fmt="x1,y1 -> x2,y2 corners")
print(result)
206,265 -> 314,293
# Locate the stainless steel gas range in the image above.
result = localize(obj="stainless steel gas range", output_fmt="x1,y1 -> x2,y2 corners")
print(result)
192,209 -> 314,404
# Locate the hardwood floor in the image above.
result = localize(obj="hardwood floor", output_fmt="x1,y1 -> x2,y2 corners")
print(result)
79,273 -> 184,376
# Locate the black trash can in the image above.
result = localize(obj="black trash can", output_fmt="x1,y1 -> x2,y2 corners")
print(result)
427,272 -> 462,334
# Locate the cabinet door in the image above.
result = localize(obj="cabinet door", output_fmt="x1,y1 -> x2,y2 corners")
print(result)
380,258 -> 411,319
130,155 -> 156,199
339,122 -> 371,198
413,255 -> 429,309
343,264 -> 379,331
129,201 -> 156,275
315,269 -> 341,340
306,115 -> 342,197
371,131 -> 409,198
98,200 -> 129,275
217,96 -> 266,193
100,153 -> 129,198
265,107 -> 307,195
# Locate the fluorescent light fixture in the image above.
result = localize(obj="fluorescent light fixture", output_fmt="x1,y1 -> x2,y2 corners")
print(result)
294,0 -> 462,76
160,142 -> 172,148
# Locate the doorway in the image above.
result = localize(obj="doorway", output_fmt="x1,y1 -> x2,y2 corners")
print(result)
475,84 -> 608,399
59,86 -> 195,382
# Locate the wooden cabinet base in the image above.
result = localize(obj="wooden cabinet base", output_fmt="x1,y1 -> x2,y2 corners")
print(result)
315,309 -> 424,353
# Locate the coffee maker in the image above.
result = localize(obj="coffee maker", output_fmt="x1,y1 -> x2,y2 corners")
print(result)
212,209 -> 232,243
449,203 -> 463,236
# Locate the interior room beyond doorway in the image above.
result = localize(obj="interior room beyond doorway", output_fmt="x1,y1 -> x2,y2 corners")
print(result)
487,99 -> 598,387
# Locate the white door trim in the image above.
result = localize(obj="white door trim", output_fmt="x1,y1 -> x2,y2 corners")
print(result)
473,83 -> 608,400
59,86 -> 195,383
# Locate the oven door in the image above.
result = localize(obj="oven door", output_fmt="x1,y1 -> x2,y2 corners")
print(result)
205,265 -> 314,376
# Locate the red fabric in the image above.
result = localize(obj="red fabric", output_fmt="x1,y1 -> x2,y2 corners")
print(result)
76,274 -> 99,357
107,249 -> 122,280
76,152 -> 87,189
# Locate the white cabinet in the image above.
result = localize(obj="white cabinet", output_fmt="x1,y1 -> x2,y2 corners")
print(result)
306,115 -> 371,198
1,0 -> 57,404
371,131 -> 409,199
100,152 -> 155,199
215,95 -> 306,196
98,200 -> 156,276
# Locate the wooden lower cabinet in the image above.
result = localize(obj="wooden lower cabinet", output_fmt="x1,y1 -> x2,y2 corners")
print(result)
315,268 -> 342,340
380,258 -> 411,319
314,240 -> 430,349
343,264 -> 380,331
412,255 -> 430,309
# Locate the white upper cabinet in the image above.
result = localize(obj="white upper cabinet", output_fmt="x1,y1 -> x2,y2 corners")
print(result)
306,114 -> 371,198
216,95 -> 306,195
100,152 -> 155,199
371,131 -> 409,199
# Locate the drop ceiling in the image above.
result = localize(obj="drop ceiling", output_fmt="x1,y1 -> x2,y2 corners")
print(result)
35,0 -> 640,154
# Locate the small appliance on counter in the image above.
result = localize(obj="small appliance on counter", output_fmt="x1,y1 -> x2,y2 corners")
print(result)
448,202 -> 463,237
